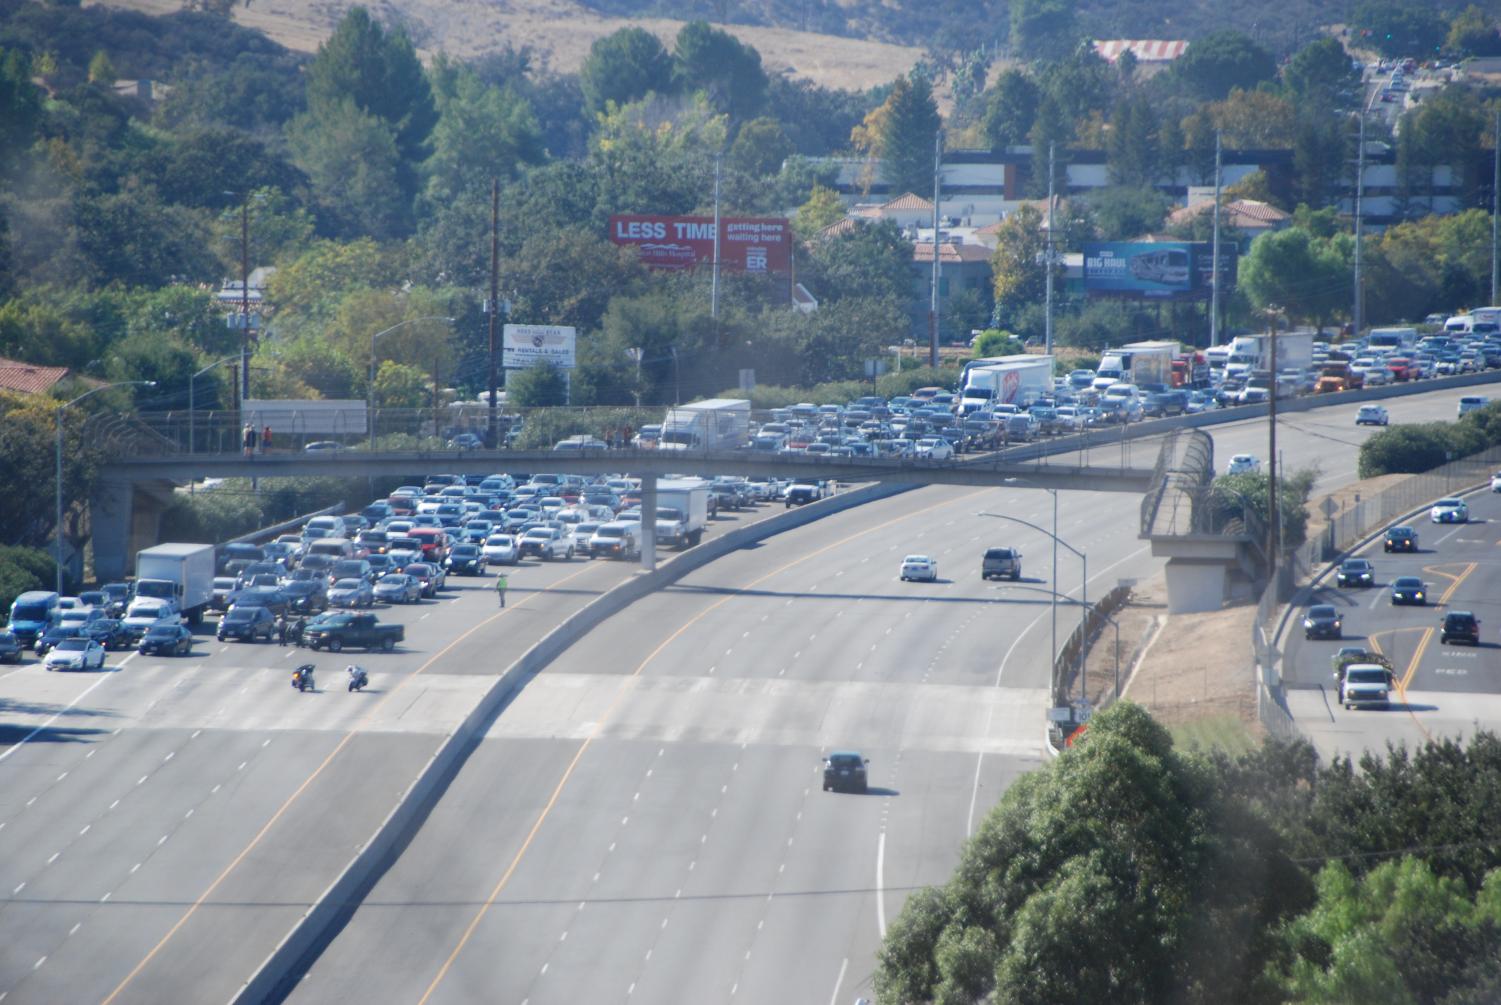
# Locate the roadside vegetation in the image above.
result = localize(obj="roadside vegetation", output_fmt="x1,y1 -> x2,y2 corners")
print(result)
1358,401 -> 1501,477
876,702 -> 1501,1004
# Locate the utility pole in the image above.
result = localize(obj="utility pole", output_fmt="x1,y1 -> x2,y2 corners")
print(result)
488,178 -> 500,448
1492,110 -> 1499,304
1045,142 -> 1056,357
240,196 -> 251,403
1210,131 -> 1223,347
928,128 -> 941,368
1354,115 -> 1366,339
1266,310 -> 1279,587
712,152 -> 722,322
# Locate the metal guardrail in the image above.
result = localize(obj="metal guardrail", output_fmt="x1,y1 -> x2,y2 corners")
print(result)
1252,443 -> 1501,738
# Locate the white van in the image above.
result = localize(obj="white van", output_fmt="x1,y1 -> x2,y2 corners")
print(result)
1458,396 -> 1491,417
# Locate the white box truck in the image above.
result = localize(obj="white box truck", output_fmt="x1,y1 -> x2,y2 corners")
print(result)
658,399 -> 751,451
134,543 -> 216,624
958,355 -> 1053,413
655,478 -> 711,549
1224,332 -> 1314,377
1096,341 -> 1177,389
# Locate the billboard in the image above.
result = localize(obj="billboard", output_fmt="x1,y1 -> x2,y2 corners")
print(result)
503,324 -> 576,370
1083,242 -> 1235,300
609,215 -> 792,275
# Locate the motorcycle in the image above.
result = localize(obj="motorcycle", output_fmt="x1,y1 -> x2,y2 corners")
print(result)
292,664 -> 315,692
346,665 -> 368,692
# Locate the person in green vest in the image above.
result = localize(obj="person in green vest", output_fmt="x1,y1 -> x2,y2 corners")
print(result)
494,572 -> 508,608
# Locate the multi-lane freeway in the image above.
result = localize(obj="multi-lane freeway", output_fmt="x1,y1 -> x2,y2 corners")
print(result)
1285,478 -> 1501,759
0,382 -> 1491,1003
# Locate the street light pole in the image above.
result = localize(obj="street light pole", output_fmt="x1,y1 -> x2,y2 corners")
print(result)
367,316 -> 457,451
56,380 -> 155,593
977,503 -> 1089,705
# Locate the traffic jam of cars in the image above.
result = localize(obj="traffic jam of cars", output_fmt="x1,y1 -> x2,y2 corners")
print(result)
2,468 -> 823,674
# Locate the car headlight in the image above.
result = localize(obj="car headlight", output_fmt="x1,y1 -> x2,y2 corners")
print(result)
1304,619 -> 1314,627
1416,592 -> 1424,599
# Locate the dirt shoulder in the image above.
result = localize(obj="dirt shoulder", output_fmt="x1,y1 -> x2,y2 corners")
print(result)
1086,471 -> 1423,742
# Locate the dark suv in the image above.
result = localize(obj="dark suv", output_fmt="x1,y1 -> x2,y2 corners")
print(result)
981,547 -> 1023,581
822,751 -> 869,793
1440,611 -> 1480,646
1384,526 -> 1418,553
218,606 -> 275,643
1303,604 -> 1343,640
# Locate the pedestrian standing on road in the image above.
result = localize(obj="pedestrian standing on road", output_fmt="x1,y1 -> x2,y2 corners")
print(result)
261,425 -> 273,453
276,617 -> 289,646
495,572 -> 508,608
242,423 -> 256,457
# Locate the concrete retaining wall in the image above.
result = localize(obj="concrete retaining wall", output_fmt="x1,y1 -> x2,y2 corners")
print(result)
232,480 -> 916,1004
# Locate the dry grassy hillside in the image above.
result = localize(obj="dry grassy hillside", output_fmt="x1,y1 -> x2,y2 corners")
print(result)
85,0 -> 924,92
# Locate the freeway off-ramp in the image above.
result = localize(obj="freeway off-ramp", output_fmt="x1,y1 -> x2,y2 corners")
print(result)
0,382 -> 1491,1002
1284,481 -> 1501,758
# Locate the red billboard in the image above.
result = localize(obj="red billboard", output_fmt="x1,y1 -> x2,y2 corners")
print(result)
609,215 -> 792,275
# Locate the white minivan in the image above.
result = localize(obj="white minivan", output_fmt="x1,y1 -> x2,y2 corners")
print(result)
1458,395 -> 1491,417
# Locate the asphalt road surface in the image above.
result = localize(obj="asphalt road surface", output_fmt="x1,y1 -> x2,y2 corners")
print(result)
293,384 -> 1490,1005
0,381 -> 1489,1002
1285,479 -> 1501,759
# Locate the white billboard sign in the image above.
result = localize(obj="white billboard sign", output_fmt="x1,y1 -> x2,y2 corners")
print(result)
503,324 -> 576,370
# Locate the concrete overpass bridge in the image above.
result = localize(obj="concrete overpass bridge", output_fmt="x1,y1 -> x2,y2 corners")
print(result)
84,410 -> 1231,599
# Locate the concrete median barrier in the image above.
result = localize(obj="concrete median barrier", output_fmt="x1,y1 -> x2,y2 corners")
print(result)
232,480 -> 914,1004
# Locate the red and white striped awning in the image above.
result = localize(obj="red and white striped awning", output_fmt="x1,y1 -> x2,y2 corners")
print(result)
1092,39 -> 1190,63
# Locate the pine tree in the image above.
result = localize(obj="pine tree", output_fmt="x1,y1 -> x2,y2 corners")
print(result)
877,75 -> 941,197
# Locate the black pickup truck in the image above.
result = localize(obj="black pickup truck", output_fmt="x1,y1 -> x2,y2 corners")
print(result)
302,612 -> 404,652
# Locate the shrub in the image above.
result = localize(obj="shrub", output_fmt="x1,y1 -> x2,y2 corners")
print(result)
0,546 -> 51,614
1356,410 -> 1499,478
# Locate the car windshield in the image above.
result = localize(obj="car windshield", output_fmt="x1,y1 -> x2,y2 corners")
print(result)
146,626 -> 176,637
596,526 -> 624,538
1347,668 -> 1388,684
56,639 -> 88,651
1389,528 -> 1412,538
1309,606 -> 1336,618
829,754 -> 862,767
1394,577 -> 1421,588
225,610 -> 254,622
333,579 -> 362,589
1342,561 -> 1369,571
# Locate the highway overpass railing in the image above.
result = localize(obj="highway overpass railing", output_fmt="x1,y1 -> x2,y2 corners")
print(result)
1253,443 -> 1501,740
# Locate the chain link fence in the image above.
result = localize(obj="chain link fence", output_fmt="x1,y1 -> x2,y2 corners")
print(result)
1253,444 -> 1501,738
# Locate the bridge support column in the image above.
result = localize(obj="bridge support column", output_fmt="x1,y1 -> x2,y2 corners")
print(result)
641,475 -> 657,573
1161,557 -> 1230,615
89,478 -> 176,583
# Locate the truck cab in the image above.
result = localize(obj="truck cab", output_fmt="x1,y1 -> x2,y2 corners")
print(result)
6,590 -> 60,648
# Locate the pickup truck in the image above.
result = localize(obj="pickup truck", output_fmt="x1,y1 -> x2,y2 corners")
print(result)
302,612 -> 404,652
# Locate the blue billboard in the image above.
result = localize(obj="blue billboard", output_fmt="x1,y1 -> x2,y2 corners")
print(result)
1083,242 -> 1234,300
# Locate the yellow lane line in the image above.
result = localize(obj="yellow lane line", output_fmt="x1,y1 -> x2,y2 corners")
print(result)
102,563 -> 603,1005
416,487 -> 991,1004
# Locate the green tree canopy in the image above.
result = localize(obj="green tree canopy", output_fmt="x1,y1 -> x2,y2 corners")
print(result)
1009,0 -> 1079,62
422,61 -> 544,207
876,74 -> 941,198
1083,186 -> 1169,241
1171,30 -> 1276,101
508,360 -> 569,407
1283,37 -> 1359,111
802,219 -> 913,305
875,703 -> 1311,1003
303,6 -> 436,169
1239,225 -> 1349,327
727,117 -> 791,177
672,21 -> 768,122
579,27 -> 674,118
981,68 -> 1038,149
1353,1 -> 1448,58
1448,6 -> 1501,57
288,99 -> 408,239
990,204 -> 1049,323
